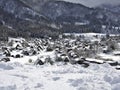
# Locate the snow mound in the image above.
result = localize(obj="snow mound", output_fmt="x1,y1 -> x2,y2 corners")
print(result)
0,63 -> 14,70
0,85 -> 16,90
0,62 -> 119,90
112,83 -> 120,90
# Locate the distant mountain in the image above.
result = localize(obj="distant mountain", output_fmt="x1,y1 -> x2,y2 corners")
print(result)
41,1 -> 93,21
0,0 -> 60,39
0,0 -> 120,40
98,4 -> 120,14
20,0 -> 50,12
0,0 -> 46,21
96,4 -> 120,33
41,1 -> 120,33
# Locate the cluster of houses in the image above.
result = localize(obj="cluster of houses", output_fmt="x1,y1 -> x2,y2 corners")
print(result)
0,33 -> 120,69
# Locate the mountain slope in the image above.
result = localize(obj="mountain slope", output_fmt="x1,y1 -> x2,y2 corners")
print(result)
0,0 -> 60,39
0,0 -> 47,22
41,1 -> 93,22
40,1 -> 120,33
0,0 -> 120,38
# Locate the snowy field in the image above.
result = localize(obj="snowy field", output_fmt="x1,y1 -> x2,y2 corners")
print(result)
0,62 -> 120,90
1,33 -> 120,90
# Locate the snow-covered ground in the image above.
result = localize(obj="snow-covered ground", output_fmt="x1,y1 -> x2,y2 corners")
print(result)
1,33 -> 120,90
0,62 -> 120,90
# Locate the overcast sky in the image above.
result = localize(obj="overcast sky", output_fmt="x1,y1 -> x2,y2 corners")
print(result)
61,0 -> 120,7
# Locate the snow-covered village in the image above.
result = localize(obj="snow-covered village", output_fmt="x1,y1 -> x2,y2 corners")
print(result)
1,0 -> 120,90
0,33 -> 120,90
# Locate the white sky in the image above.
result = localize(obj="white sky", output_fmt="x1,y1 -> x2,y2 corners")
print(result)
61,0 -> 120,7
